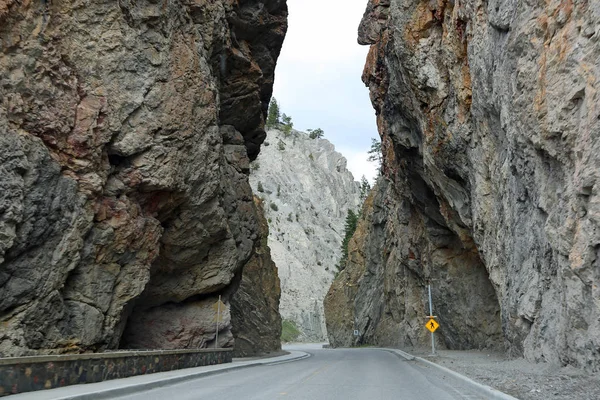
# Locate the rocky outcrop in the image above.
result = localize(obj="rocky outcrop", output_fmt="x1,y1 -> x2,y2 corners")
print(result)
251,129 -> 361,341
0,0 -> 287,356
326,0 -> 600,371
230,197 -> 282,357
325,179 -> 502,350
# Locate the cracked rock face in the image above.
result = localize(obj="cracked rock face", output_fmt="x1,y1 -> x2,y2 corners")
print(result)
0,0 -> 287,356
326,0 -> 600,371
230,197 -> 282,357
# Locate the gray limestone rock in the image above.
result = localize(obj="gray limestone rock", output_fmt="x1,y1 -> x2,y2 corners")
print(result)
230,197 -> 282,357
251,129 -> 361,341
122,298 -> 234,350
326,0 -> 600,372
0,0 -> 287,356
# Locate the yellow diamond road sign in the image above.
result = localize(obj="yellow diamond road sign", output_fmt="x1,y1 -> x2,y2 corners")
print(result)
212,300 -> 226,312
213,300 -> 227,323
426,318 -> 439,333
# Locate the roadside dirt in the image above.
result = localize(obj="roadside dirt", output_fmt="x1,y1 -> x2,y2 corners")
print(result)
405,348 -> 600,400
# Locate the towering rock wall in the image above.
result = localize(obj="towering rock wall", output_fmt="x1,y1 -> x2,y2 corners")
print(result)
0,0 -> 287,356
326,0 -> 600,370
251,129 -> 361,341
230,197 -> 282,357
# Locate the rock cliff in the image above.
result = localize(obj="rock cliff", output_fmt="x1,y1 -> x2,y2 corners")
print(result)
0,0 -> 287,356
230,197 -> 282,357
251,129 -> 361,341
326,0 -> 600,371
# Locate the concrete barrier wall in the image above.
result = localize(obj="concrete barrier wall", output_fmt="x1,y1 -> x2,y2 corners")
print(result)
0,348 -> 232,397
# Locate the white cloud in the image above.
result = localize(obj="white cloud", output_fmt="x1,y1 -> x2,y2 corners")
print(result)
337,147 -> 380,185
281,0 -> 369,63
272,0 -> 380,176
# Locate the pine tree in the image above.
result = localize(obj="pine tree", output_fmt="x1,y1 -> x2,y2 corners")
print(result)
367,138 -> 383,176
337,209 -> 359,271
281,113 -> 293,136
308,128 -> 324,139
266,97 -> 281,128
367,138 -> 382,164
359,176 -> 371,201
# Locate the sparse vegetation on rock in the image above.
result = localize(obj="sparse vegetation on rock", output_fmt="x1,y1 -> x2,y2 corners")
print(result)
337,209 -> 359,271
281,319 -> 301,343
266,98 -> 281,128
307,128 -> 324,139
281,114 -> 293,136
359,176 -> 371,202
367,138 -> 382,172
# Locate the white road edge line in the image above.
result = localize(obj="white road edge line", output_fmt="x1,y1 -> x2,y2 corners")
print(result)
383,348 -> 520,400
262,352 -> 311,366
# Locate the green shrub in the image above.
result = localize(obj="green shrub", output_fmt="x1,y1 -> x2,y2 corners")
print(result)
266,98 -> 281,128
281,319 -> 301,342
308,128 -> 324,139
270,203 -> 279,211
281,114 -> 293,136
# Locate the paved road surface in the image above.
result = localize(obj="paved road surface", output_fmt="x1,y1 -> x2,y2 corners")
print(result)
116,344 -> 482,400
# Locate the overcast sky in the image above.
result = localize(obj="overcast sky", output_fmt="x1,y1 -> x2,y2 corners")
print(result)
271,0 -> 379,183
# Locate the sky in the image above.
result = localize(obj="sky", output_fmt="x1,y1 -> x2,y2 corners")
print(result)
271,0 -> 380,183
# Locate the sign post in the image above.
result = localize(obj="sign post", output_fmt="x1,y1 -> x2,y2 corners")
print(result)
213,295 -> 225,349
425,282 -> 440,356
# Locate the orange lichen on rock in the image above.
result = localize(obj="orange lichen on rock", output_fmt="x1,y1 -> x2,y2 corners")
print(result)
404,2 -> 436,46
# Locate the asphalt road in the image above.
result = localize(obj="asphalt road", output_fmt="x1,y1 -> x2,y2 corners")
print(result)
116,344 -> 482,400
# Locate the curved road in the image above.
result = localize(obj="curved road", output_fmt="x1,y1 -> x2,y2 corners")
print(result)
117,344 -> 482,400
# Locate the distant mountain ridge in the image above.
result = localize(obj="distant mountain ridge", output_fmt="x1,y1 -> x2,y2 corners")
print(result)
250,129 -> 361,341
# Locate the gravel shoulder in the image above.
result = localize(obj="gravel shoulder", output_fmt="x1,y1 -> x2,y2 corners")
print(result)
403,347 -> 600,400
